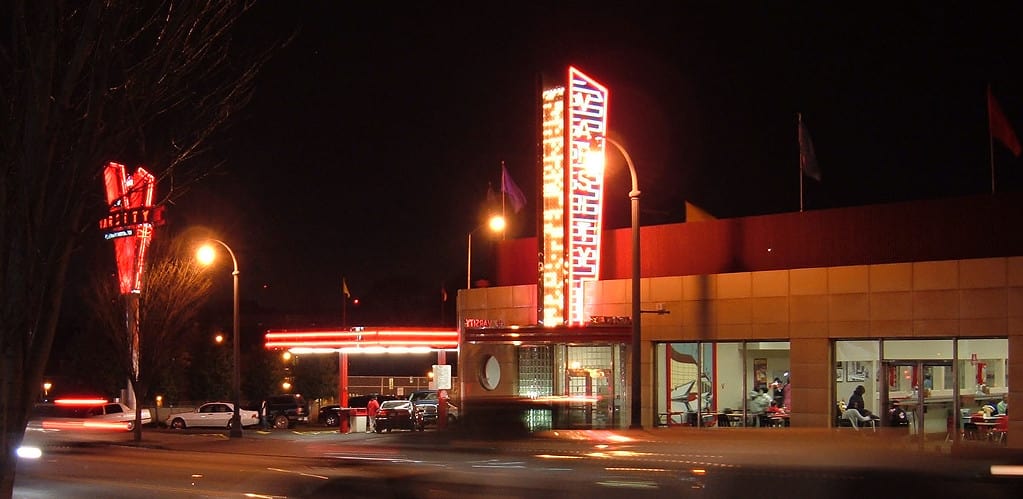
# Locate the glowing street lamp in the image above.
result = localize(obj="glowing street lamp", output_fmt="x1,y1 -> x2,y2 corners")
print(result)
467,215 -> 506,289
590,136 -> 643,429
197,239 -> 243,438
43,382 -> 52,399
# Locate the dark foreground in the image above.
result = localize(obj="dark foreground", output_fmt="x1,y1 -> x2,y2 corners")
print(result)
15,425 -> 1023,498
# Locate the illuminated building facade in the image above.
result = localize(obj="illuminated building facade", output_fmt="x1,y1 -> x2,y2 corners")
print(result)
461,164 -> 1021,442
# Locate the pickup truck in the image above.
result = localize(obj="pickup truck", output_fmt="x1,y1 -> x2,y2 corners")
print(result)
408,390 -> 458,426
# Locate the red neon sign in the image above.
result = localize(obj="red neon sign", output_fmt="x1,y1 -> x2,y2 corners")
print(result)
265,327 -> 459,352
101,162 -> 157,294
54,398 -> 109,406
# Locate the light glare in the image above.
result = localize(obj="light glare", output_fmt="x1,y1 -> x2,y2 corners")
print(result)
196,245 -> 216,266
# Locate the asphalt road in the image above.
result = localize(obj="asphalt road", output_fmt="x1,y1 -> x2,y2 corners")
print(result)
14,426 -> 1023,498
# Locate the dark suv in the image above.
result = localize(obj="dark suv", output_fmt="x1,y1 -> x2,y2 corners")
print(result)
263,394 -> 309,429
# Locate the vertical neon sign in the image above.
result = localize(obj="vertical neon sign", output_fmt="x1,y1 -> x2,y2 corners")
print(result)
102,162 -> 156,294
540,67 -> 608,327
566,67 -> 608,325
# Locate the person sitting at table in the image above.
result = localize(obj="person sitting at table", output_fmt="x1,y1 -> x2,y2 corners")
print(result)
847,385 -> 874,418
997,395 -> 1008,415
980,402 -> 997,416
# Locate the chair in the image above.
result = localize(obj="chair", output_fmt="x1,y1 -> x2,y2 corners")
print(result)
843,409 -> 876,431
990,415 -> 1008,445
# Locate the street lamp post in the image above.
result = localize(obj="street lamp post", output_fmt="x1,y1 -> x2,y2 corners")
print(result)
602,137 -> 643,429
467,215 -> 506,289
198,240 -> 243,438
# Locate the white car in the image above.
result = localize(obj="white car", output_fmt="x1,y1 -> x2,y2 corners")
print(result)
166,402 -> 260,429
32,399 -> 152,432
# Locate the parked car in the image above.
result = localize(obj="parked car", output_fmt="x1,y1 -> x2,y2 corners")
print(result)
374,400 -> 423,432
263,394 -> 310,429
408,390 -> 459,426
32,399 -> 152,432
166,402 -> 260,429
319,394 -> 398,426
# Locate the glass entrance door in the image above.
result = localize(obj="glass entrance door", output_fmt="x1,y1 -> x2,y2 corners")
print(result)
882,360 -> 954,442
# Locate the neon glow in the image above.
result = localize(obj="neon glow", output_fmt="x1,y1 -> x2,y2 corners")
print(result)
265,327 -> 459,351
542,86 -> 566,326
566,67 -> 608,325
101,162 -> 156,294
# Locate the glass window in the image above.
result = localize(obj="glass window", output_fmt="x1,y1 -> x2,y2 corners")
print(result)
957,338 -> 1009,443
655,341 -> 787,428
835,340 -> 880,425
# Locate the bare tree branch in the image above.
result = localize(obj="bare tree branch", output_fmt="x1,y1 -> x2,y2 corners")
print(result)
0,1 -> 285,492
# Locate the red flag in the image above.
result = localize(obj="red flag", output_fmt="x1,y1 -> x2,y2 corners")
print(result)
441,286 -> 448,302
988,87 -> 1022,157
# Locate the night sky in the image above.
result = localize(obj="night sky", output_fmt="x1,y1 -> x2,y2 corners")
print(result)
173,2 -> 1023,322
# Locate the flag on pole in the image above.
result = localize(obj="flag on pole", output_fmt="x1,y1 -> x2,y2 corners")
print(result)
501,163 -> 526,213
441,286 -> 448,302
798,114 -> 822,181
342,277 -> 351,298
988,86 -> 1022,157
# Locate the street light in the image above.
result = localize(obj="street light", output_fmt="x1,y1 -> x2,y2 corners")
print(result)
197,239 -> 243,438
592,136 -> 643,429
467,215 -> 506,289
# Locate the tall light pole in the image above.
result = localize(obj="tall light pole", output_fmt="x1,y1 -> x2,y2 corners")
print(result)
197,240 -> 243,438
467,215 -> 507,289
601,136 -> 643,429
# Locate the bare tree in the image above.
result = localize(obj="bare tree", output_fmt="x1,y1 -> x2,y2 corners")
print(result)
86,235 -> 213,441
0,2 -> 281,493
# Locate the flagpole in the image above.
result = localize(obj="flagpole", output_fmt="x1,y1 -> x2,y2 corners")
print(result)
342,276 -> 347,328
988,83 -> 997,194
500,161 -> 507,240
798,113 -> 805,212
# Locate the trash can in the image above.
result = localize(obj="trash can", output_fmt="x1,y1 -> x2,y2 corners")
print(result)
348,408 -> 367,433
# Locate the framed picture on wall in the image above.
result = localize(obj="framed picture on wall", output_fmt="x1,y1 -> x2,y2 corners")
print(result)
836,362 -> 844,382
846,361 -> 867,382
754,358 -> 767,388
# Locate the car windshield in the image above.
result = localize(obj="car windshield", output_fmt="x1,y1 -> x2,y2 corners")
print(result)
380,401 -> 409,410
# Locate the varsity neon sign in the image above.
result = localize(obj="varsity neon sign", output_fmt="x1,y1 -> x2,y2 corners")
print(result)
101,162 -> 156,294
540,67 -> 608,326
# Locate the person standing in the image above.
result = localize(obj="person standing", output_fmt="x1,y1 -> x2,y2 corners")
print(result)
366,395 -> 380,433
782,377 -> 792,411
260,398 -> 271,430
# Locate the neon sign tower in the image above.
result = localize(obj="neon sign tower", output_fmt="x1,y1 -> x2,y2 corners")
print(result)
541,67 -> 609,326
100,162 -> 158,396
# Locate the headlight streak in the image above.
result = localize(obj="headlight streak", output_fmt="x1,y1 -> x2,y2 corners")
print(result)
266,467 -> 329,480
595,479 -> 659,490
323,455 -> 423,464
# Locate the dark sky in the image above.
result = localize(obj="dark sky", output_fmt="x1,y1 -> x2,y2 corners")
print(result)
179,2 -> 1023,319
